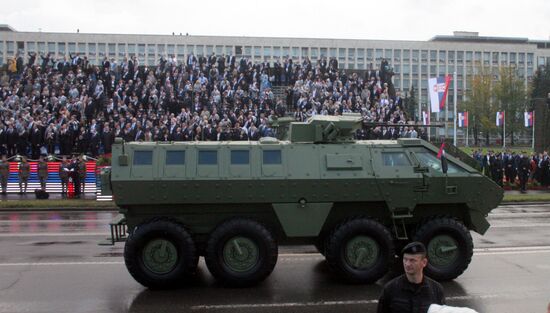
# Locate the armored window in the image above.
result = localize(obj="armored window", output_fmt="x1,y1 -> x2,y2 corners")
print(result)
415,151 -> 466,174
198,151 -> 217,165
133,151 -> 152,165
231,150 -> 250,165
263,150 -> 281,165
382,152 -> 410,166
166,151 -> 185,165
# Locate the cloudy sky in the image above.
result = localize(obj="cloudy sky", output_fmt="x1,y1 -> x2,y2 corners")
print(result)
1,0 -> 549,41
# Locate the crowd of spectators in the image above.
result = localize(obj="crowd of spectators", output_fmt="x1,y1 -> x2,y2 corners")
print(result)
472,149 -> 550,189
1,50 -> 417,160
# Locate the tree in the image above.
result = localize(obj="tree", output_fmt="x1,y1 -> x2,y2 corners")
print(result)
530,65 -> 550,100
494,66 -> 527,146
462,63 -> 494,145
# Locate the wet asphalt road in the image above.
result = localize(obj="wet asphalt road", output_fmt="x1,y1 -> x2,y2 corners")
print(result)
0,204 -> 549,313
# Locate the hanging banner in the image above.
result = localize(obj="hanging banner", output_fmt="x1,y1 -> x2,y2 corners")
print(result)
458,112 -> 469,127
428,75 -> 452,113
524,111 -> 533,127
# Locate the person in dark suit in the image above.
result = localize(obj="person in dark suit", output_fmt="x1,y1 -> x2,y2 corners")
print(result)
518,152 -> 530,193
101,125 -> 115,154
78,156 -> 87,195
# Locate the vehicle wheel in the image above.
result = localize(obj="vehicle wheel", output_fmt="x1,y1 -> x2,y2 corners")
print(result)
325,218 -> 394,284
205,218 -> 278,287
413,217 -> 473,281
124,219 -> 198,289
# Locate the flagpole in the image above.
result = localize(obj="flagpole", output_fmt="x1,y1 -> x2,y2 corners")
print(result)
453,72 -> 457,146
532,111 -> 535,151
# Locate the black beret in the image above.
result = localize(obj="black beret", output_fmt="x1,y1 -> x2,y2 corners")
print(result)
402,241 -> 426,255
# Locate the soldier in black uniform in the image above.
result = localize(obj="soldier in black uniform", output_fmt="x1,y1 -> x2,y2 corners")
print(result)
491,153 -> 504,187
518,152 -> 531,194
377,242 -> 445,313
0,155 -> 9,195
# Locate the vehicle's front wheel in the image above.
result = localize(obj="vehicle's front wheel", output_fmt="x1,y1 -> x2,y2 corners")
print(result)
325,218 -> 394,283
124,219 -> 198,289
413,217 -> 473,281
205,218 -> 278,287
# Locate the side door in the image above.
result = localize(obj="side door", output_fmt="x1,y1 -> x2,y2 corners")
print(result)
372,148 -> 424,211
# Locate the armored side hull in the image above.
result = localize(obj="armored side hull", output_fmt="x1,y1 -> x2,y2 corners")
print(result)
102,117 -> 503,288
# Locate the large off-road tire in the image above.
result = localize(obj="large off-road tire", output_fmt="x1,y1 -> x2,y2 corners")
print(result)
413,217 -> 473,281
124,219 -> 198,289
205,218 -> 278,287
325,218 -> 394,284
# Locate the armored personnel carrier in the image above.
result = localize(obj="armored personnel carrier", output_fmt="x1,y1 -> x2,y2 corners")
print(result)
101,114 -> 503,289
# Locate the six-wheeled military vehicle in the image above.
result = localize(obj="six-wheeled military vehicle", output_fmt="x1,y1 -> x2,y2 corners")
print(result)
100,114 -> 503,289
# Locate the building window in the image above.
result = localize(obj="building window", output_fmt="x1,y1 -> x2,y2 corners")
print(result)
98,43 -> 106,57
88,43 -> 96,55
263,150 -> 281,164
302,47 -> 309,58
199,151 -> 217,165
27,42 -> 36,52
393,49 -> 401,63
438,50 -> 446,63
264,46 -> 272,58
421,50 -> 428,62
430,50 -> 437,62
167,44 -> 175,55
58,42 -> 65,55
37,42 -> 45,53
376,49 -> 383,61
412,50 -> 419,63
166,151 -> 185,165
68,43 -> 76,53
196,45 -> 204,56
118,43 -> 126,57
206,45 -> 213,55
134,151 -> 153,165
47,42 -> 56,54
492,52 -> 499,65
231,150 -> 250,165
283,46 -> 290,57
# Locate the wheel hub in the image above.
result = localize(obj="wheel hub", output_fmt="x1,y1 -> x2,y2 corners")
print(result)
345,236 -> 379,269
427,235 -> 459,267
223,236 -> 259,272
142,238 -> 178,274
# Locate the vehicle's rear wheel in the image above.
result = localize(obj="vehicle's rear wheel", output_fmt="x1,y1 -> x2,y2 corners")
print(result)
325,218 -> 394,283
124,219 -> 198,289
413,217 -> 473,281
205,218 -> 278,287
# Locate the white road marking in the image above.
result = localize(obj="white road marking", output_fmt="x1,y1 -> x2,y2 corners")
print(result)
190,294 -> 503,310
0,247 -> 549,267
489,223 -> 550,228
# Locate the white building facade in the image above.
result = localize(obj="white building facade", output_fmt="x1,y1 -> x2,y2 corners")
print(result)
2,25 -> 550,110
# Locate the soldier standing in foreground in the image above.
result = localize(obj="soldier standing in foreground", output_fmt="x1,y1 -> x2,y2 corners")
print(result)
18,157 -> 30,194
377,242 -> 445,313
37,156 -> 49,191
